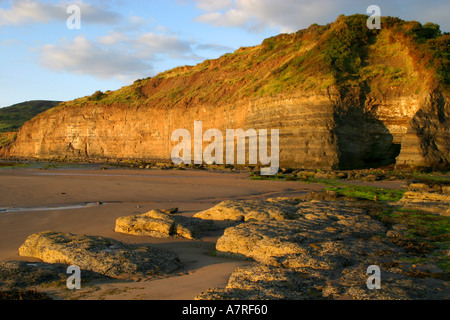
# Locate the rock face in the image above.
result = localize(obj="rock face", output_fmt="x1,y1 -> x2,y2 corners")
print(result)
18,231 -> 181,278
115,209 -> 216,239
2,15 -> 449,170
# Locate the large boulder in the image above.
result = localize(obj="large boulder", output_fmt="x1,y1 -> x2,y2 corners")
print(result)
193,200 -> 297,221
215,200 -> 386,269
18,231 -> 181,278
196,264 -> 326,300
215,214 -> 387,269
115,209 -> 216,239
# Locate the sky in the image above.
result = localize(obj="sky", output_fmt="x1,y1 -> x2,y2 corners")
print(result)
0,0 -> 449,108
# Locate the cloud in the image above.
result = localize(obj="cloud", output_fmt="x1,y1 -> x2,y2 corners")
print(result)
194,0 -> 232,11
114,15 -> 152,32
196,8 -> 259,30
40,36 -> 151,81
194,43 -> 234,52
193,0 -> 339,33
0,0 -> 121,26
134,32 -> 199,60
39,32 -> 209,81
193,0 -> 450,33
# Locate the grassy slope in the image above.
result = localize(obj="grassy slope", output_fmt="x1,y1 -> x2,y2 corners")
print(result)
52,15 -> 448,112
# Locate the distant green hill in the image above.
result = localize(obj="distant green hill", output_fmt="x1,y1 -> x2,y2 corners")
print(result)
0,100 -> 62,132
0,100 -> 62,148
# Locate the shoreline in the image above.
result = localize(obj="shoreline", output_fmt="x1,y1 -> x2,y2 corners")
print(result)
0,164 -> 447,300
0,166 -> 324,300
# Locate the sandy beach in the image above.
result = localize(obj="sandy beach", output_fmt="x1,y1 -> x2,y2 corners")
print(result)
0,166 -> 325,300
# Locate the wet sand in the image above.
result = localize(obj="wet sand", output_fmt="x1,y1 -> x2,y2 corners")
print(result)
0,167 -> 325,300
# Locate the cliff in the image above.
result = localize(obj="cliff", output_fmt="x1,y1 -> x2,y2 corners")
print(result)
2,15 -> 449,170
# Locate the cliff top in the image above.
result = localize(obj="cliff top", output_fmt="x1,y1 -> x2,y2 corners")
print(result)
47,14 -> 449,113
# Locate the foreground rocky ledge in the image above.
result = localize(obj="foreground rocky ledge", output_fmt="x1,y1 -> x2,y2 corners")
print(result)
195,198 -> 449,300
196,262 -> 448,300
18,231 -> 181,278
0,260 -> 106,291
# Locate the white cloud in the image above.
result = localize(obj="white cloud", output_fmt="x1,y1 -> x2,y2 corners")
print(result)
98,31 -> 130,45
39,32 -> 205,81
0,0 -> 121,26
196,8 -> 255,29
114,15 -> 152,32
40,36 -> 151,81
194,0 -> 339,33
194,0 -> 232,11
134,32 -> 195,59
193,0 -> 450,33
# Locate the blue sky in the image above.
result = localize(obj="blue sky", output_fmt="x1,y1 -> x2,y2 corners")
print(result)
1,0 -> 449,108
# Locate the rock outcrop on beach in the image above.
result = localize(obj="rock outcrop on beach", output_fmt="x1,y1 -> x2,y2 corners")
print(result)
18,231 -> 181,278
0,260 -> 105,290
398,191 -> 450,216
2,15 -> 449,170
195,198 -> 450,300
201,200 -> 388,270
196,262 -> 449,300
115,209 -> 216,239
193,199 -> 298,221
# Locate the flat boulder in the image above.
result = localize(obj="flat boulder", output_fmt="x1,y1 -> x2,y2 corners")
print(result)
115,209 -> 216,239
193,200 -> 297,221
215,200 -> 388,269
196,264 -> 325,300
18,231 -> 181,278
216,218 -> 388,270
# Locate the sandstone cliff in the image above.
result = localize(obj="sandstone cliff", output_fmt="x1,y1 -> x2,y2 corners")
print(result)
2,15 -> 449,169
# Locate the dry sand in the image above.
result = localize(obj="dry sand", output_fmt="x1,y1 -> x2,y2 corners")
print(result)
0,167 -> 325,300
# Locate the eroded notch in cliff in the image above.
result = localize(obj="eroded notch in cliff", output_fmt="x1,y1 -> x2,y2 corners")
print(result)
332,86 -> 401,170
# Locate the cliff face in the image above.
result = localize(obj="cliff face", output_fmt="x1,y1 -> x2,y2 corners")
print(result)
3,15 -> 449,170
6,94 -> 339,168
